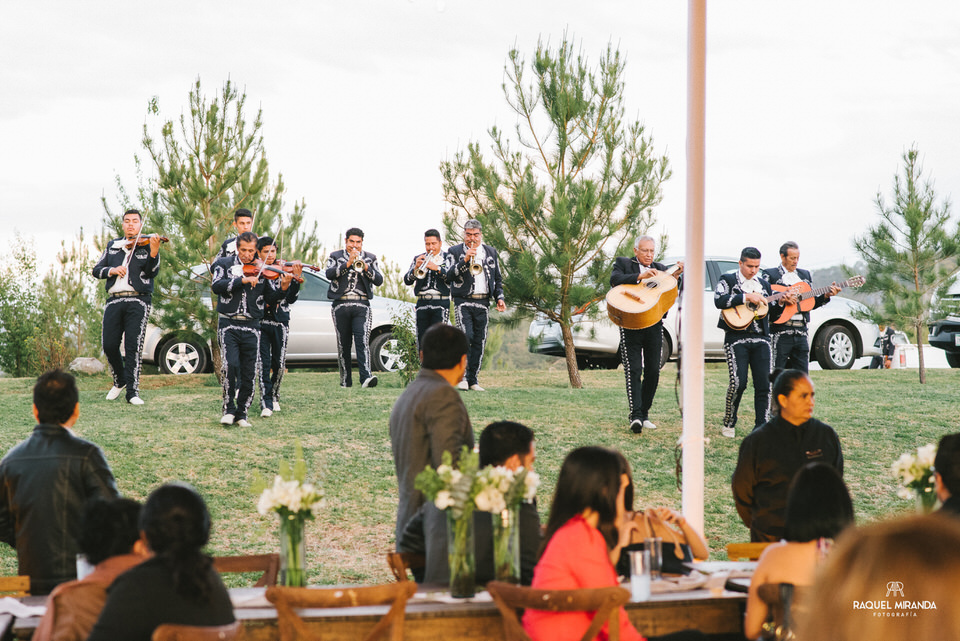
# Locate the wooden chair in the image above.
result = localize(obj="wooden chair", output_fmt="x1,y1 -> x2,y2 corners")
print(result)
725,542 -> 774,561
266,582 -> 417,641
757,582 -> 810,641
152,621 -> 241,641
385,552 -> 424,582
486,580 -> 631,641
0,575 -> 30,597
213,553 -> 279,587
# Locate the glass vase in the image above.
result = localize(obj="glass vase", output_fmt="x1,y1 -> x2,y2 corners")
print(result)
279,516 -> 307,587
916,488 -> 937,514
493,506 -> 521,583
447,510 -> 476,598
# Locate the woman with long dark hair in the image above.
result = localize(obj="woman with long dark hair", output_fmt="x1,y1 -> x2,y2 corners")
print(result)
744,462 -> 854,639
524,447 -> 704,641
87,483 -> 235,641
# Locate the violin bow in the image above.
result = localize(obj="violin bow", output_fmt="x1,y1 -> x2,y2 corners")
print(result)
123,209 -> 147,269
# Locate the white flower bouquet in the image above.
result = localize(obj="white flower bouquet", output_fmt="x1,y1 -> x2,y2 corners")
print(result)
892,443 -> 937,512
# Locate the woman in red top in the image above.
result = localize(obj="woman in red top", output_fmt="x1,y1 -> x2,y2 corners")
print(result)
524,446 -> 706,641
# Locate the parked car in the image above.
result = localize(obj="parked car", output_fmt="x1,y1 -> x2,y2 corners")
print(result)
141,269 -> 413,374
927,317 -> 960,368
528,257 -> 882,370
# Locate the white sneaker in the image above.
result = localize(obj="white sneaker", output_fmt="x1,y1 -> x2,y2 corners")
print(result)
261,408 -> 273,418
362,376 -> 378,388
220,414 -> 235,425
469,384 -> 486,392
642,419 -> 657,431
236,419 -> 252,428
106,386 -> 125,401
128,396 -> 144,406
721,426 -> 736,438
272,401 -> 280,412
457,380 -> 468,390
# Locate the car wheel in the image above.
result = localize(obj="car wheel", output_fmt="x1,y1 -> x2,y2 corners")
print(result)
814,325 -> 856,370
371,332 -> 404,372
158,336 -> 209,375
660,334 -> 672,369
946,353 -> 960,368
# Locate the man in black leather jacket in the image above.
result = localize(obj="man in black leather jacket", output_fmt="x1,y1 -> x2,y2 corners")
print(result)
0,370 -> 119,594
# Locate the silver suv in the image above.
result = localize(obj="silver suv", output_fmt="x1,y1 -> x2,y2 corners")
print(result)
529,257 -> 881,370
141,269 -> 413,374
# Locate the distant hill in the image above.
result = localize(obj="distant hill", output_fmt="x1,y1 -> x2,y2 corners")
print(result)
811,261 -> 882,310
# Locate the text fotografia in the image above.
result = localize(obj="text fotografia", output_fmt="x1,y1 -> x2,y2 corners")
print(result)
854,600 -> 937,617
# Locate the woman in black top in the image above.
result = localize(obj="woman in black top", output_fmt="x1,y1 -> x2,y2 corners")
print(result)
87,483 -> 235,641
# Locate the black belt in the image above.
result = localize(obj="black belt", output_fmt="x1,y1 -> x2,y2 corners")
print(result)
418,295 -> 448,301
109,291 -> 145,298
220,313 -> 254,321
782,320 -> 807,328
339,294 -> 368,301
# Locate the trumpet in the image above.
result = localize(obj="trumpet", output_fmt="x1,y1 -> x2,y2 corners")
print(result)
415,252 -> 440,279
469,251 -> 483,276
348,251 -> 365,272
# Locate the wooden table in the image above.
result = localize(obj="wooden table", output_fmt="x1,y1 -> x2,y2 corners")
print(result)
235,586 -> 745,641
12,585 -> 745,640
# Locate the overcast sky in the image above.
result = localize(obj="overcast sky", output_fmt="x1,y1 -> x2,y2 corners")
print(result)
2,1 -> 958,273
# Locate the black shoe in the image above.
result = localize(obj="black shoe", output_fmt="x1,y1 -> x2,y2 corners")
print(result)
630,419 -> 644,434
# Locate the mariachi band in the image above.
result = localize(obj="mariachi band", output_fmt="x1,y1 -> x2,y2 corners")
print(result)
96,204 -> 843,439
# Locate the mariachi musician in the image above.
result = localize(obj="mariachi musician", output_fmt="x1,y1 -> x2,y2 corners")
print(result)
403,229 -> 453,349
445,220 -> 505,392
92,209 -> 164,406
211,231 -> 291,427
609,235 -> 682,435
256,236 -> 302,417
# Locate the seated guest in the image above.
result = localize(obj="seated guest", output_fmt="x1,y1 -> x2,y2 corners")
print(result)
934,433 -> 960,517
797,515 -> 960,641
0,369 -> 119,594
87,484 -> 235,641
744,462 -> 854,640
399,420 -> 541,584
524,446 -> 704,641
614,452 -> 709,577
732,369 -> 843,542
34,497 -> 146,641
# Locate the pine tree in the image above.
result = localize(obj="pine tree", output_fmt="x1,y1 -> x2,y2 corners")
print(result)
440,36 -> 670,388
853,147 -> 959,383
103,79 -> 321,377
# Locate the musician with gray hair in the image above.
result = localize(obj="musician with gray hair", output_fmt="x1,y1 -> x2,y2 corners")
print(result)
445,220 -> 505,392
610,235 -> 682,434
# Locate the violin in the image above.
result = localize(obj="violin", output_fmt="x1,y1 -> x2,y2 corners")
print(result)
241,261 -> 305,283
123,234 -> 169,250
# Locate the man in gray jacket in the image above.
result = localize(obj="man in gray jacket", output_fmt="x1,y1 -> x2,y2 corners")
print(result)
0,370 -> 119,594
390,323 -> 473,583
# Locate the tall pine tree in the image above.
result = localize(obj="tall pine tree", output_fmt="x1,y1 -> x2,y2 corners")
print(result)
853,147 -> 959,383
103,78 -> 321,376
440,36 -> 670,388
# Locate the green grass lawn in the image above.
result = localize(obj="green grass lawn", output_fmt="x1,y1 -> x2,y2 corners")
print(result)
0,365 -> 951,585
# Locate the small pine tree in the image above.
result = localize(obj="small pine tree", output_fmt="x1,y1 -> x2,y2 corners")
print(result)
441,36 -> 669,388
104,79 -> 322,377
853,147 -> 960,384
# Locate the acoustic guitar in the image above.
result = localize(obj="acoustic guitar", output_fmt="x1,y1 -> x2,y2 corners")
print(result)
720,286 -> 800,331
606,265 -> 681,330
771,275 -> 865,323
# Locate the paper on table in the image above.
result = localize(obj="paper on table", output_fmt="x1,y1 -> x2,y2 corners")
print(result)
230,592 -> 272,609
649,572 -> 708,594
0,597 -> 46,617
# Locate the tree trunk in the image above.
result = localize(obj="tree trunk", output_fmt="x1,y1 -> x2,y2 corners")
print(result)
916,319 -> 926,384
559,321 -> 583,389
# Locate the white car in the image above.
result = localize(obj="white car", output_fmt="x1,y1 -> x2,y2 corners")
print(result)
529,257 -> 881,370
141,269 -> 413,374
